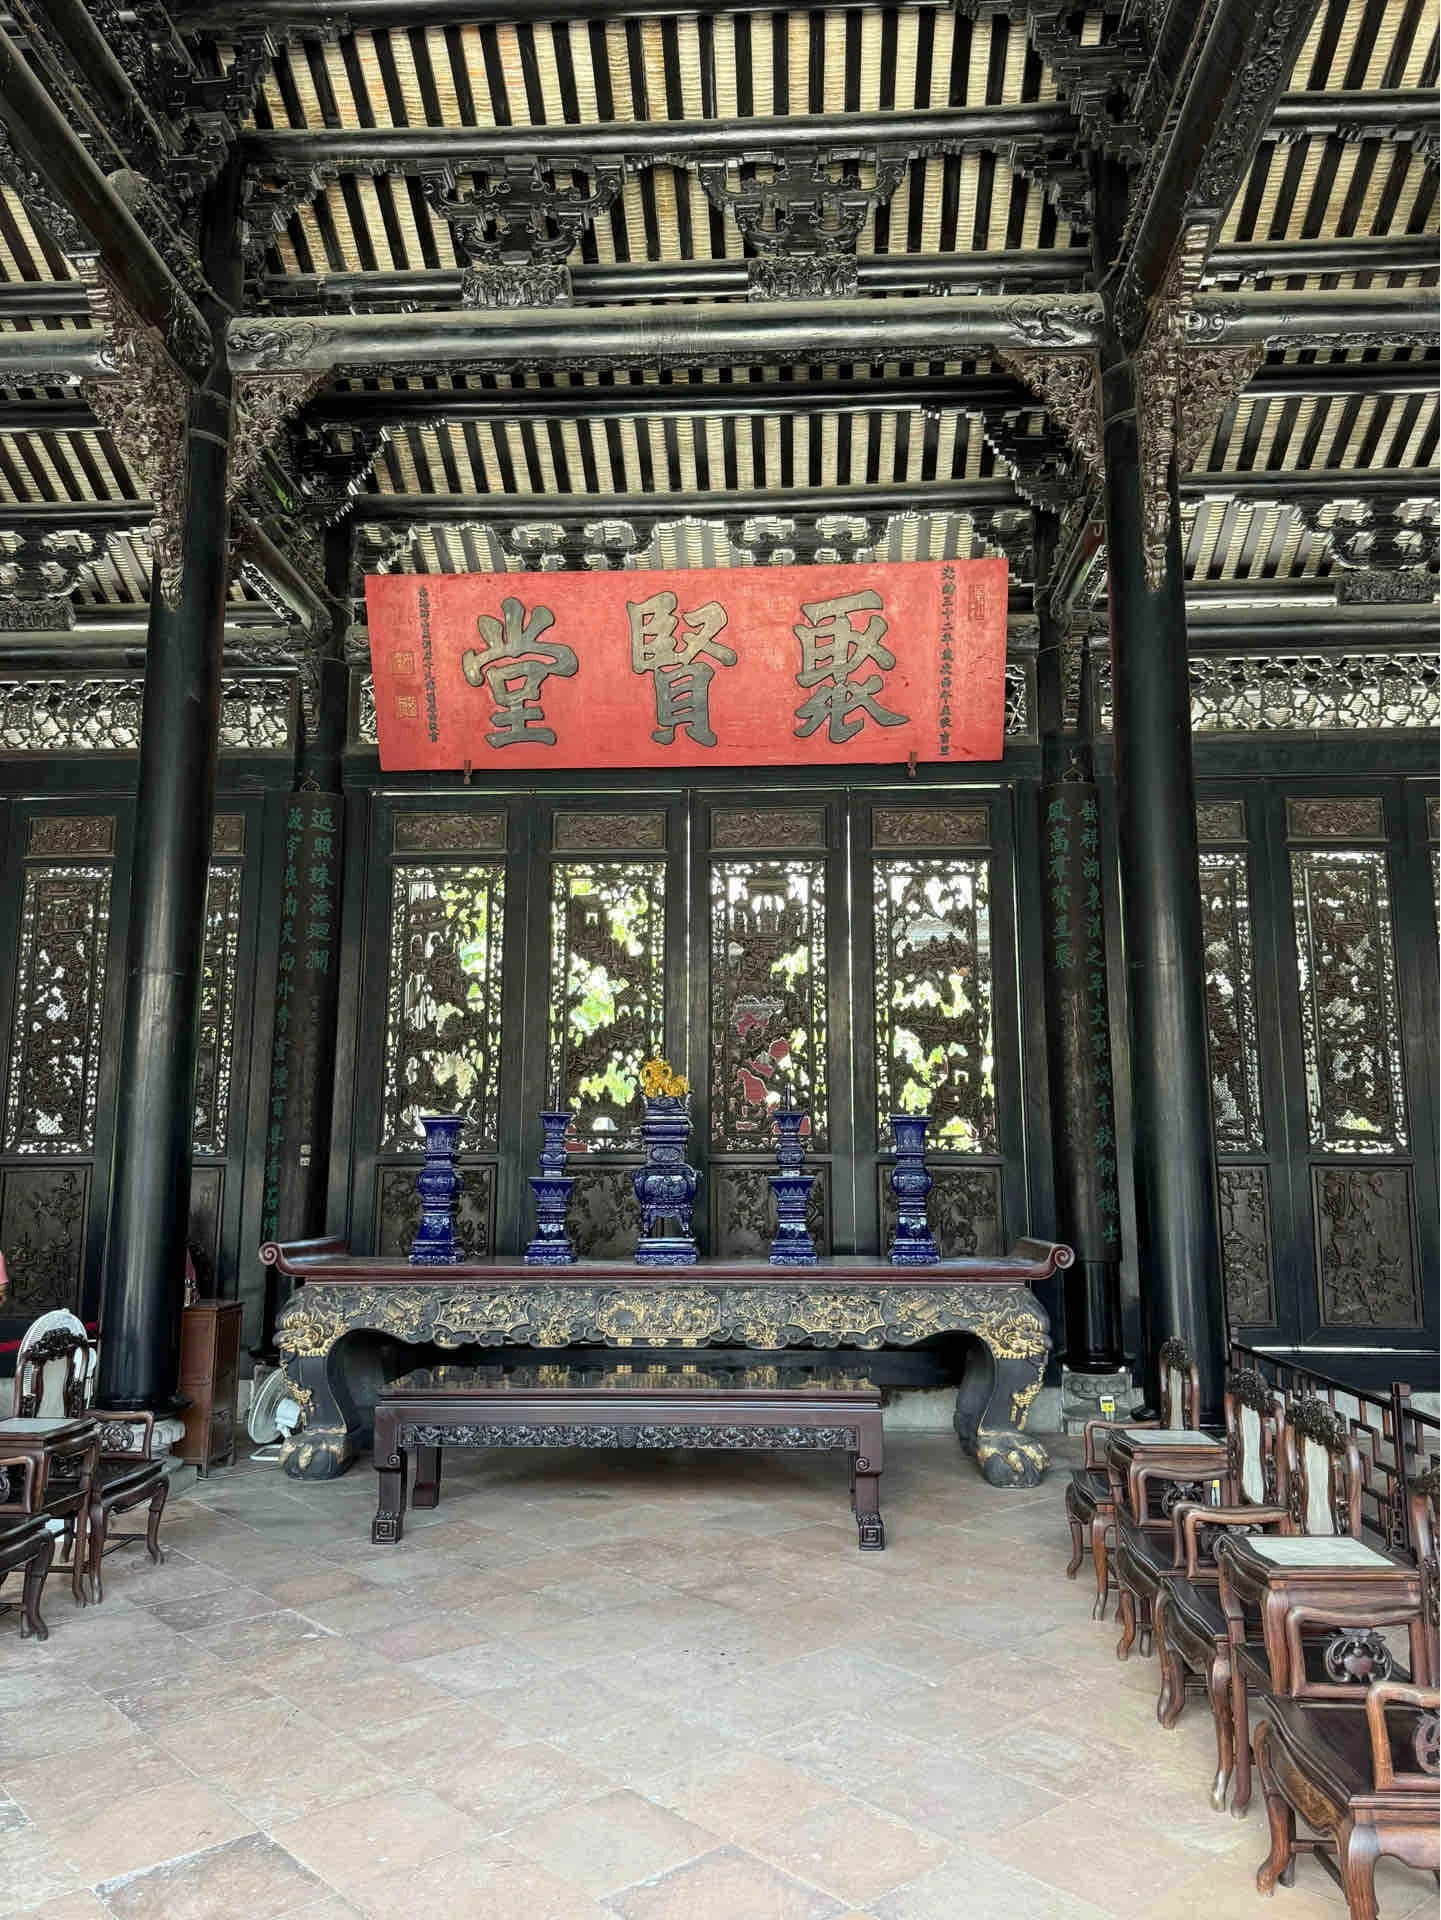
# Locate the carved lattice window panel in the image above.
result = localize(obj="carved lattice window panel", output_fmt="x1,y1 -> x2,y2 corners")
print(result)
879,1164 -> 1003,1258
3,864 -> 111,1154
710,859 -> 829,1152
1291,848 -> 1408,1154
376,1165 -> 496,1260
547,861 -> 667,1150
873,856 -> 996,1153
382,863 -> 506,1153
192,863 -> 243,1156
1199,852 -> 1265,1154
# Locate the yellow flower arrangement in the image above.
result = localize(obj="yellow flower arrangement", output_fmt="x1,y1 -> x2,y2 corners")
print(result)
640,1056 -> 689,1099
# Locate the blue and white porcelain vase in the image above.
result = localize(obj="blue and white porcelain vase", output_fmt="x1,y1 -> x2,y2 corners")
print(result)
887,1113 -> 940,1265
409,1113 -> 465,1265
768,1108 -> 817,1265
525,1110 -> 576,1265
632,1096 -> 699,1266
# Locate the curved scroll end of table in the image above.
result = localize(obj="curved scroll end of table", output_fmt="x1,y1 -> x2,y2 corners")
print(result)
275,1286 -> 358,1480
951,1284 -> 1053,1487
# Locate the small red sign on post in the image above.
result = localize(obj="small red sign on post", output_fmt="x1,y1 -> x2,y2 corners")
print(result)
363,557 -> 1008,772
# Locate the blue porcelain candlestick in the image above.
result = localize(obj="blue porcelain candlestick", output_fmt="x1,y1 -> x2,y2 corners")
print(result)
768,1108 -> 817,1265
887,1113 -> 940,1265
632,1095 -> 699,1266
525,1110 -> 576,1265
409,1113 -> 465,1265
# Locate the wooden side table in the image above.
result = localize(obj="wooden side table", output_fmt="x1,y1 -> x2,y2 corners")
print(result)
0,1416 -> 99,1605
178,1300 -> 244,1474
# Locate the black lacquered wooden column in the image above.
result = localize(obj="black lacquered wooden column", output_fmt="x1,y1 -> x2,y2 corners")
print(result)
98,167 -> 241,1409
1100,341 -> 1227,1420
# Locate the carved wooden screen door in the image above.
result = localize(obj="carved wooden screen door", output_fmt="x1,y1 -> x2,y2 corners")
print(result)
1200,778 -> 1438,1360
348,786 -> 1025,1262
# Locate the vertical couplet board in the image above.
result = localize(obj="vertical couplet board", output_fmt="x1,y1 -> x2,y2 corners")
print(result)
364,558 -> 1008,772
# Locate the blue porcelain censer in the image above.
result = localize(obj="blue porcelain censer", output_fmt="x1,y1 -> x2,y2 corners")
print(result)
409,1113 -> 465,1265
525,1110 -> 576,1265
768,1108 -> 817,1265
633,1101 -> 698,1266
887,1113 -> 940,1265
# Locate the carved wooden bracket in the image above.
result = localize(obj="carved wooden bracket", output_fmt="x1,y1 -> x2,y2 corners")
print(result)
992,350 -> 1103,489
420,159 -> 626,308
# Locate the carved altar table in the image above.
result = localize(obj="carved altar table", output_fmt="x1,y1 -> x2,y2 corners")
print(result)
262,1237 -> 1069,1489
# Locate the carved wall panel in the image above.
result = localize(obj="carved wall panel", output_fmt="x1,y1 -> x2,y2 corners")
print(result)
27,816 -> 115,857
1291,849 -> 1408,1153
554,812 -> 667,851
1197,801 -> 1246,844
1199,853 -> 1265,1153
712,1164 -> 830,1260
0,677 -> 294,753
1094,653 -> 1440,735
1217,1165 -> 1275,1327
879,1163 -> 1003,1258
3,864 -> 111,1154
1313,1166 -> 1420,1328
873,856 -> 996,1153
187,1166 -> 224,1286
193,863 -> 242,1156
393,811 -> 507,853
376,1163 -> 495,1260
1286,798 -> 1385,842
382,862 -> 506,1153
547,861 -> 667,1150
710,808 -> 828,851
0,1167 -> 87,1314
566,1163 -> 643,1260
710,859 -> 829,1152
872,808 -> 989,849
212,815 -> 246,857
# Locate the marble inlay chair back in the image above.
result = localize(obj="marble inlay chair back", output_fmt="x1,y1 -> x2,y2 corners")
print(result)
1285,1396 -> 1364,1540
1157,1338 -> 1200,1431
1227,1366 -> 1284,1510
14,1312 -> 94,1420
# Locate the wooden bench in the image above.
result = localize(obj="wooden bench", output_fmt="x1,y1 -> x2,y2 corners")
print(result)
371,1365 -> 886,1550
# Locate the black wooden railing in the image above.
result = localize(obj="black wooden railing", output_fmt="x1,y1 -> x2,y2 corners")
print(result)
1229,1341 -> 1439,1558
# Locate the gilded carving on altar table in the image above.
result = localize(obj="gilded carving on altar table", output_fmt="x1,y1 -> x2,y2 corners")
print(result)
364,559 -> 1008,771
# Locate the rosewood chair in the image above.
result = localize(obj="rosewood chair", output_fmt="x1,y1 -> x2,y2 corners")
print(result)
1218,1406 -> 1434,1818
0,1458 -> 57,1639
1150,1367 -> 1290,1806
1064,1336 -> 1198,1621
13,1312 -> 172,1602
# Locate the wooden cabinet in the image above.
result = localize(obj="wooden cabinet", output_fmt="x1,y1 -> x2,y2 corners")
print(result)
178,1299 -> 244,1474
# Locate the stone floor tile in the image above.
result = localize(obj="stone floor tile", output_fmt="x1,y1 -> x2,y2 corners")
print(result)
0,1694 -> 137,1766
99,1834 -> 330,1919
749,1797 -> 949,1906
278,1667 -> 459,1737
976,1800 -> 1220,1910
172,1719 -> 400,1832
14,1896 -> 110,1920
42,1780 -> 255,1886
653,1754 -> 843,1845
976,1721 -> 1155,1798
350,1840 -> 610,1920
545,1704 -> 751,1796
0,1826 -> 85,1918
101,1668 -> 281,1735
504,1788 -> 718,1898
603,1843 -> 847,1918
269,1787 -> 482,1899
405,1637 -> 566,1701
139,1585 -> 282,1634
3,1734 -> 190,1826
870,1853 -> 1114,1920
179,1609 -> 338,1667
427,1739 -> 612,1833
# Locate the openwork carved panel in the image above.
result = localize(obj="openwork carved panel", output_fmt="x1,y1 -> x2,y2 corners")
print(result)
3,866 -> 110,1154
1286,799 -> 1385,842
1314,1166 -> 1420,1328
0,1167 -> 87,1314
218,677 -> 294,752
0,678 -> 293,753
710,808 -> 827,851
872,808 -> 989,850
1094,654 -> 1441,735
27,816 -> 115,857
1291,850 -> 1408,1153
382,863 -> 506,1153
1199,853 -> 1265,1154
1217,1165 -> 1275,1327
357,673 -> 378,745
873,857 -> 996,1153
711,860 -> 829,1152
554,812 -> 667,851
192,863 -> 242,1156
547,861 -> 667,1149
376,1164 -> 495,1260
393,812 -> 507,854
566,1164 -> 643,1259
1004,661 -> 1033,740
713,1164 -> 830,1260
879,1164 -> 1003,1258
